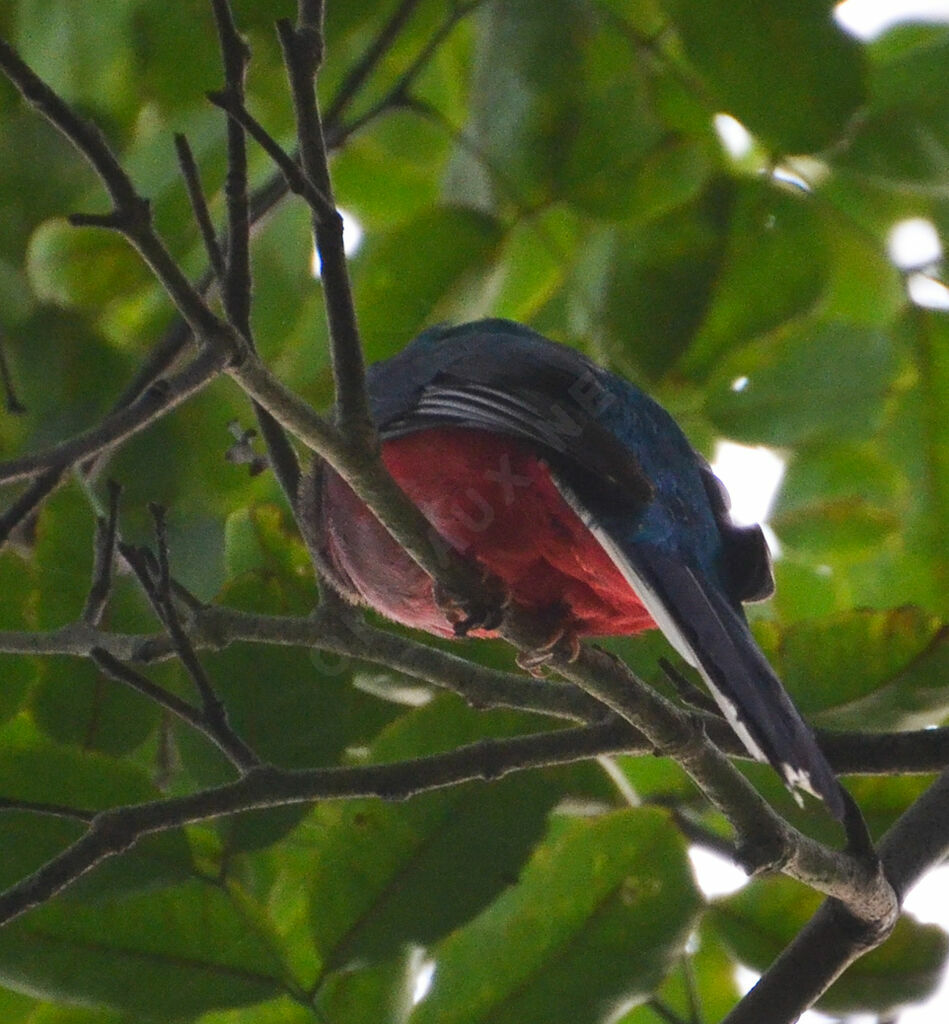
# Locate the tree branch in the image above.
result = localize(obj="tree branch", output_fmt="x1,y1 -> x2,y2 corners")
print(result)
90,648 -> 256,773
2,607 -> 945,775
722,769 -> 949,1024
0,0 -> 482,545
174,133 -> 226,281
0,345 -> 227,486
81,479 -> 122,627
0,718 -> 633,927
277,6 -> 373,444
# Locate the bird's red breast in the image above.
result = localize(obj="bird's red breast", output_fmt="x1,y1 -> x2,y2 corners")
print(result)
320,426 -> 656,637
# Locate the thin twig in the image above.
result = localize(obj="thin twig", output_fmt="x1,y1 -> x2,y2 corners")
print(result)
81,480 -> 122,626
120,516 -> 260,775
0,345 -> 228,486
646,999 -> 690,1024
90,647 -> 255,774
278,10 -> 373,443
0,472 -> 59,549
668,808 -> 741,862
720,772 -> 949,1024
210,1 -> 303,506
2,607 -> 948,778
206,89 -> 333,218
0,328 -> 25,414
211,0 -> 252,332
339,0 -> 485,141
174,133 -> 225,280
550,643 -> 894,918
0,0 -> 467,543
0,35 -> 235,350
323,0 -> 423,126
659,656 -> 720,716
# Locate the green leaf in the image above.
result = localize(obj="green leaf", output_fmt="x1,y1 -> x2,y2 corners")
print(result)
458,0 -> 588,207
306,698 -> 606,970
331,111 -> 451,230
13,1 -> 137,121
817,203 -> 905,326
0,555 -> 33,724
353,206 -> 504,362
30,656 -> 159,757
221,503 -> 315,614
0,727 -> 191,895
778,443 -> 901,514
704,320 -> 896,445
873,312 -> 949,614
0,881 -> 285,1019
682,182 -> 828,379
603,186 -> 730,380
616,921 -> 740,1023
665,0 -> 866,153
709,875 -> 948,1017
195,996 -> 316,1024
26,219 -> 153,313
553,28 -> 665,218
410,808 -> 701,1024
772,498 -> 899,559
836,26 -> 949,186
755,607 -> 949,730
174,643 -> 398,853
0,986 -> 35,1023
8,998 -> 123,1024
317,951 -> 418,1024
489,207 -> 577,323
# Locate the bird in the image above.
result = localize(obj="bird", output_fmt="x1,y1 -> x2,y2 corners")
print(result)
301,318 -> 845,820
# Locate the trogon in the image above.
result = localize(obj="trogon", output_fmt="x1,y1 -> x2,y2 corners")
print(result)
302,319 -> 844,820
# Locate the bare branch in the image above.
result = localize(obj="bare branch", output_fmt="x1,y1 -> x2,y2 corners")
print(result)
0,328 -> 25,415
722,770 -> 949,1024
174,133 -> 225,280
206,88 -> 334,218
90,647 -> 255,773
118,522 -> 260,775
0,344 -> 227,486
551,643 -> 895,920
0,37 -> 234,347
338,0 -> 484,142
0,471 -> 61,549
3,606 -> 946,777
0,718 -> 634,926
81,480 -> 122,626
323,0 -> 423,126
277,11 -> 372,444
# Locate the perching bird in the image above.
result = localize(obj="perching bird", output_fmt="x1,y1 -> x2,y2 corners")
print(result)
302,319 -> 844,820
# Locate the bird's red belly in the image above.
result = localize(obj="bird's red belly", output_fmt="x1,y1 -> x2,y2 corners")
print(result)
321,427 -> 655,638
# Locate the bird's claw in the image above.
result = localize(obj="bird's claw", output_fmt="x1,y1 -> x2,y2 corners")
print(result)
433,576 -> 510,636
515,625 -> 581,677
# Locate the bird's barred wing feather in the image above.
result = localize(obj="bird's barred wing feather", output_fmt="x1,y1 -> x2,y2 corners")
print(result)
380,378 -> 653,510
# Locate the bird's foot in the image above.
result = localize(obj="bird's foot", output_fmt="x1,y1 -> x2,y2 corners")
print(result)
434,574 -> 510,637
515,610 -> 581,676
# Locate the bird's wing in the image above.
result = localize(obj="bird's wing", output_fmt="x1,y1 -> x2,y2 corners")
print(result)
553,474 -> 844,819
379,375 -> 654,512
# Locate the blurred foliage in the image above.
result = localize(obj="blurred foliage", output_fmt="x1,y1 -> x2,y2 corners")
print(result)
0,0 -> 948,1021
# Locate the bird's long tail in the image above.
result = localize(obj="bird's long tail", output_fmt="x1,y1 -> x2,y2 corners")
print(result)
620,545 -> 845,820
